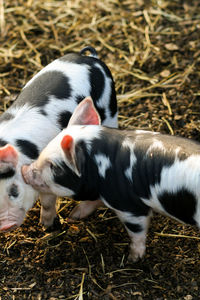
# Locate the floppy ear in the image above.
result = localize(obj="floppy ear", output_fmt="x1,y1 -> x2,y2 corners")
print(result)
0,144 -> 18,177
61,135 -> 82,176
68,96 -> 101,126
0,144 -> 18,166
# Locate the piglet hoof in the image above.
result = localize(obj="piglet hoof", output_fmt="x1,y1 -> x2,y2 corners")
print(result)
44,216 -> 63,232
127,245 -> 146,263
40,216 -> 53,228
68,200 -> 103,222
127,252 -> 141,263
68,204 -> 84,221
40,213 -> 57,229
40,207 -> 57,229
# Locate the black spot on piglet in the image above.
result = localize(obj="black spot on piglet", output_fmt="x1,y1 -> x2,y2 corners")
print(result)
159,189 -> 197,225
16,139 -> 39,159
0,167 -> 15,179
0,139 -> 8,147
57,111 -> 72,130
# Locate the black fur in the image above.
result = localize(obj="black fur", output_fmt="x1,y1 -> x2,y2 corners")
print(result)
15,71 -> 72,108
89,65 -> 105,101
16,139 -> 39,159
109,81 -> 117,118
55,128 -> 200,230
0,168 -> 15,179
0,139 -> 8,147
125,222 -> 143,233
159,189 -> 197,225
57,111 -> 72,130
8,184 -> 19,198
59,52 -> 117,118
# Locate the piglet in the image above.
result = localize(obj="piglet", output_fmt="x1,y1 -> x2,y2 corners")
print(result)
22,97 -> 200,261
0,46 -> 117,231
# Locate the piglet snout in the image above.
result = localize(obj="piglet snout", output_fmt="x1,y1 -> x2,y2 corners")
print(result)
21,164 -> 50,193
21,165 -> 31,184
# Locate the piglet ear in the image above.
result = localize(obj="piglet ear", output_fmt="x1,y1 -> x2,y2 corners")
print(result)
0,144 -> 18,167
61,135 -> 73,152
68,96 -> 101,127
61,135 -> 81,177
0,145 -> 18,177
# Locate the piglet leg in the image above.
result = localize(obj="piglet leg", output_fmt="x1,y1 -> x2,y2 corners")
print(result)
68,199 -> 104,221
126,228 -> 148,262
39,193 -> 57,228
113,209 -> 152,262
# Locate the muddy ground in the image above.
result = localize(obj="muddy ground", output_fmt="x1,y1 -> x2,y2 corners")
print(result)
0,0 -> 200,299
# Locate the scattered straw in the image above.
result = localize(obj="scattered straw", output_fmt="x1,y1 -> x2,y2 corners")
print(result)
1,0 -> 200,299
155,232 -> 200,240
77,272 -> 85,300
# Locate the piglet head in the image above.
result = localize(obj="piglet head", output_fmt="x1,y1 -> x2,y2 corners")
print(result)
22,134 -> 81,195
21,96 -> 101,197
22,161 -> 50,194
60,96 -> 101,176
0,144 -> 38,231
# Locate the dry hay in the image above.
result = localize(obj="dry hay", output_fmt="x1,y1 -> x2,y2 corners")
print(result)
0,0 -> 200,299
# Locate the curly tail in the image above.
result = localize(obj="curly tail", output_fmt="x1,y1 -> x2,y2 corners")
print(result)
79,46 -> 98,58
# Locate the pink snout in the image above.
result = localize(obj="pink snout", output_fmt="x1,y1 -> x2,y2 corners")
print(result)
21,164 -> 31,184
0,205 -> 26,232
21,164 -> 50,193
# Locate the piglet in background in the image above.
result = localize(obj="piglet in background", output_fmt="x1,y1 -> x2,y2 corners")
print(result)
23,97 -> 200,262
0,46 -> 118,231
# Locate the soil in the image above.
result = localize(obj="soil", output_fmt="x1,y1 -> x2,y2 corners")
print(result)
0,1 -> 200,299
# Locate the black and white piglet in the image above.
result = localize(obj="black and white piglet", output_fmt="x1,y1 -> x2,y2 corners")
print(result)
0,47 -> 117,231
22,97 -> 200,261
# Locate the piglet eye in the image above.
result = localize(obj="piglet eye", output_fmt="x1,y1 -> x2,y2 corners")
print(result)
49,162 -> 54,170
9,184 -> 19,198
49,162 -> 64,177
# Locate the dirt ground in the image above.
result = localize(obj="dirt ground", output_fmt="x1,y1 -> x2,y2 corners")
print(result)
0,0 -> 200,299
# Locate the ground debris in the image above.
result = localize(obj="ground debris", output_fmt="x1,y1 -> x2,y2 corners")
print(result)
0,0 -> 200,299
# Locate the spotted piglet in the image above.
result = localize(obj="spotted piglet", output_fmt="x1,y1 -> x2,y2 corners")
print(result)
0,46 -> 117,231
22,97 -> 200,261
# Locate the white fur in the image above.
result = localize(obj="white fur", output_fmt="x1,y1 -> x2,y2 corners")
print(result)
101,197 -> 150,230
1,104 -> 59,159
135,130 -> 159,135
122,139 -> 137,182
94,153 -> 111,178
93,63 -> 116,126
146,139 -> 165,155
38,125 -> 103,190
0,53 -> 117,230
24,59 -> 90,92
101,197 -> 151,261
35,125 -> 93,166
42,96 -> 77,124
65,125 -> 102,153
141,155 -> 200,225
127,230 -> 147,261
0,161 -> 38,229
46,179 -> 75,198
24,59 -> 118,128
